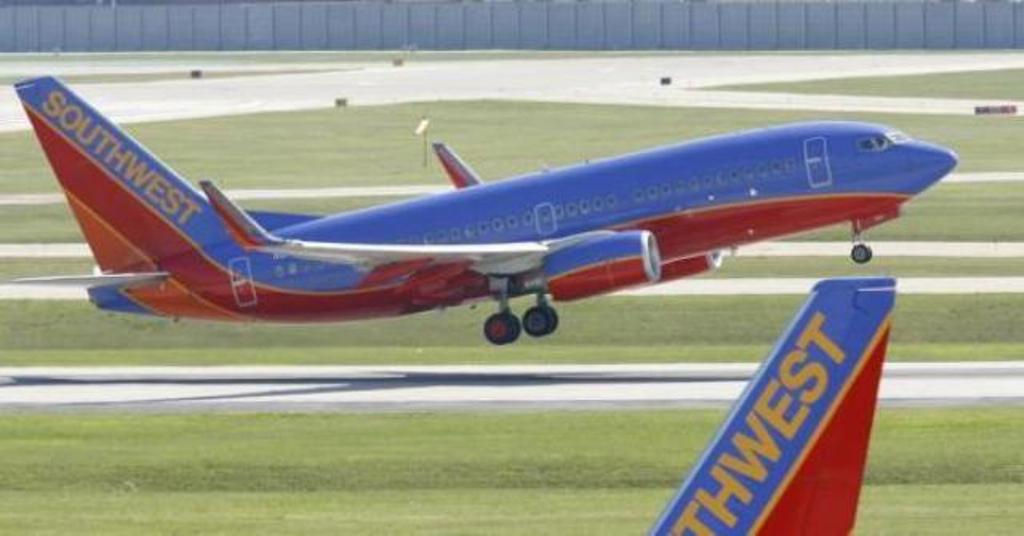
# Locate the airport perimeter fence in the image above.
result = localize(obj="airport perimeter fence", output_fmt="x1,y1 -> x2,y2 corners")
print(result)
3,1 -> 1024,52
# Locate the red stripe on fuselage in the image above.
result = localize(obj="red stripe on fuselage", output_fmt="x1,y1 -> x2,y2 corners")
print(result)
634,193 -> 908,262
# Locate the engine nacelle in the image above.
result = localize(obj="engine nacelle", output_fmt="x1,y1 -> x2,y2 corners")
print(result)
660,251 -> 724,282
542,231 -> 661,301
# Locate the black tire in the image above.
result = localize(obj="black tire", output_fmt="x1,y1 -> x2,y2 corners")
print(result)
851,244 -> 873,264
484,312 -> 521,345
523,305 -> 558,337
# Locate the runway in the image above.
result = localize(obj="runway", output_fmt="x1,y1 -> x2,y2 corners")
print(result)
0,362 -> 1020,412
2,53 -> 1024,132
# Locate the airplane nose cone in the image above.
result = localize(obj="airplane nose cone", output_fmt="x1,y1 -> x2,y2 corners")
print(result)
906,142 -> 958,192
920,143 -> 959,179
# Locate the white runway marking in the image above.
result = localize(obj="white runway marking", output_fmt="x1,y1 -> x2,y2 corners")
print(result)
3,241 -> 1023,260
0,362 -> 1019,412
5,277 -> 1024,300
0,172 -> 1014,206
3,53 -> 1024,132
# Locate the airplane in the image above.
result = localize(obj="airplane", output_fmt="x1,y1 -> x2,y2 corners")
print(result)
12,76 -> 954,345
650,276 -> 895,535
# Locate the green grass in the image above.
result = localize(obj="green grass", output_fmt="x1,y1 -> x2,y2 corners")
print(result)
3,182 -> 1022,243
2,100 -> 1023,196
716,68 -> 1024,101
3,294 -> 1024,365
0,408 -> 1019,534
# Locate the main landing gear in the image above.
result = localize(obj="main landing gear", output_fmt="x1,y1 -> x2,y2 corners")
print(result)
483,290 -> 560,345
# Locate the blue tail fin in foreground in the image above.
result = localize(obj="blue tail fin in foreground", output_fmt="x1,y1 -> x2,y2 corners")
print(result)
651,277 -> 896,536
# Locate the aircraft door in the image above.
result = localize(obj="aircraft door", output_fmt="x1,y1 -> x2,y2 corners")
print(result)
534,202 -> 558,237
228,256 -> 258,308
803,137 -> 833,188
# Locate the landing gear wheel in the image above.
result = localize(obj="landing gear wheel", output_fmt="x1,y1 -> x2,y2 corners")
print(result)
851,243 -> 873,264
484,312 -> 521,345
523,305 -> 559,337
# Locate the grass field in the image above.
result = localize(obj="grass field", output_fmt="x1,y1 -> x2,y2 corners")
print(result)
2,182 -> 1021,243
2,100 -> 1023,196
716,68 -> 1024,101
3,294 -> 1023,365
0,408 -> 1019,534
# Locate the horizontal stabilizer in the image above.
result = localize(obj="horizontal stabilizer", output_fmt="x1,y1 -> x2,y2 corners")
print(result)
433,142 -> 483,189
10,272 -> 168,289
650,277 -> 895,536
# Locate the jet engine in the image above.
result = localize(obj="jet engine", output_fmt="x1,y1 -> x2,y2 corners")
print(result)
539,230 -> 661,301
660,251 -> 725,282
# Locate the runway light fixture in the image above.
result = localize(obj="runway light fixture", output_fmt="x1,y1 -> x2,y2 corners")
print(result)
415,117 -> 431,167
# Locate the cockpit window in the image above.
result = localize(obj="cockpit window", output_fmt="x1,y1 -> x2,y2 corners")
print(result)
857,135 -> 892,152
885,131 -> 911,144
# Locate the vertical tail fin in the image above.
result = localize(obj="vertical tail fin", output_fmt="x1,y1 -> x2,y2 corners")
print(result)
15,76 -> 219,273
651,277 -> 896,536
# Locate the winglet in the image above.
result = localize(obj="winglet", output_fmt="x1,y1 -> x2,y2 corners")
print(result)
198,180 -> 282,249
432,142 -> 483,189
650,277 -> 896,536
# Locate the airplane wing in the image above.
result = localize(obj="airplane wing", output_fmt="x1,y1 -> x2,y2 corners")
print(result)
650,277 -> 896,536
432,142 -> 483,188
200,180 -> 548,267
9,272 -> 169,288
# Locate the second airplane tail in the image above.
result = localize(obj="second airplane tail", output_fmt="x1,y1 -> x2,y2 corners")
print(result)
651,277 -> 895,536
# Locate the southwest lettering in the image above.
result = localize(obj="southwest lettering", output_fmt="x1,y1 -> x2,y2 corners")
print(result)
719,413 -> 781,482
667,310 -> 852,533
38,90 -> 203,227
755,379 -> 808,440
780,348 -> 828,404
672,502 -> 713,536
694,465 -> 752,527
797,312 -> 846,364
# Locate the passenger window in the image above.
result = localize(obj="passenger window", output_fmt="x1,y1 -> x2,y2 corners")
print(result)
579,199 -> 591,214
592,196 -> 604,211
566,203 -> 579,217
633,189 -> 645,203
523,211 -> 534,225
492,218 -> 504,232
688,179 -> 700,192
450,228 -> 461,241
646,186 -> 659,201
478,222 -> 489,234
660,184 -> 672,197
464,225 -> 476,239
605,194 -> 618,208
506,216 -> 518,229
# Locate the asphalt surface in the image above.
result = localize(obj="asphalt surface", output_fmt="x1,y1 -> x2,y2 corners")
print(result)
0,362 -> 1020,412
3,53 -> 1024,132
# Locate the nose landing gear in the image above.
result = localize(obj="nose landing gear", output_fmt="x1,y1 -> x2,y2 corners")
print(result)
851,242 -> 873,264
